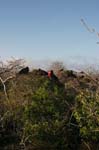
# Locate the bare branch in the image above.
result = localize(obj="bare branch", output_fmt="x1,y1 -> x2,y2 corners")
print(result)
0,58 -> 25,100
81,18 -> 99,44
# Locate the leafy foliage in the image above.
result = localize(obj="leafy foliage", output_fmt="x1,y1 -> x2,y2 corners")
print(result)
74,90 -> 99,140
0,63 -> 99,149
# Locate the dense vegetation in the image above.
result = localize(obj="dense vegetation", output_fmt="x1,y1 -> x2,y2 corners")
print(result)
0,62 -> 99,150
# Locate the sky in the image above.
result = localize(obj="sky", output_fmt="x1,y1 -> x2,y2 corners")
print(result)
0,0 -> 99,67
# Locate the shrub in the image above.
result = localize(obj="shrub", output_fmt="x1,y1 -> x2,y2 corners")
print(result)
74,90 -> 99,142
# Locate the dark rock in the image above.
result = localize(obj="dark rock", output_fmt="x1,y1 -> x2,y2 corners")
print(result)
19,67 -> 29,74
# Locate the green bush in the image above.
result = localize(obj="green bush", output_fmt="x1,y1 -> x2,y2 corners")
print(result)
74,90 -> 99,141
22,78 -> 68,148
2,68 -> 99,149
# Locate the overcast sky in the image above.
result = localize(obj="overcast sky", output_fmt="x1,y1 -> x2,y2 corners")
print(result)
0,0 -> 99,66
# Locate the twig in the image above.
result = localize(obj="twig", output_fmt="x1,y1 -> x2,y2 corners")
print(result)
0,75 -> 15,101
82,140 -> 91,150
